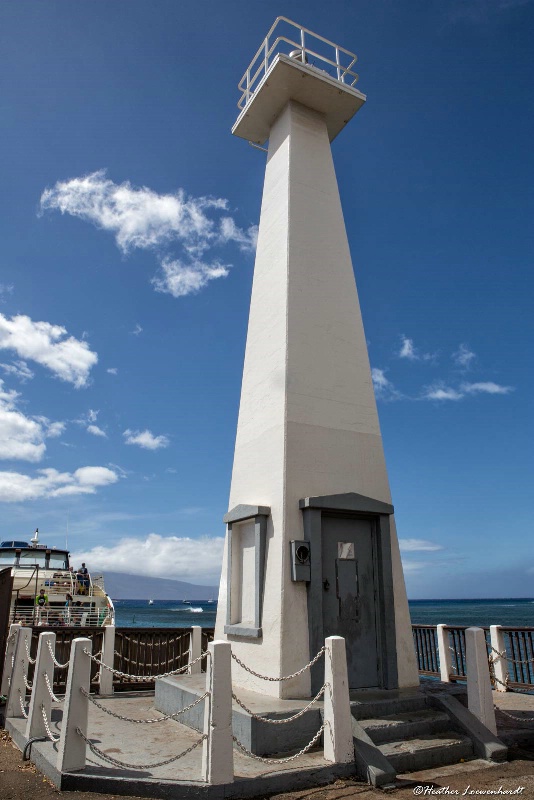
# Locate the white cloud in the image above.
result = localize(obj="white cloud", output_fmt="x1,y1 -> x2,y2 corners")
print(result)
87,424 -> 107,438
152,258 -> 229,298
87,409 -> 98,423
422,383 -> 464,401
0,360 -> 34,382
452,343 -> 476,369
461,381 -> 513,395
107,367 -> 118,375
218,217 -> 258,252
398,335 -> 435,362
40,169 -> 229,255
371,367 -> 402,401
131,324 -> 143,336
399,538 -> 444,552
40,170 -> 253,298
0,313 -> 97,388
0,381 -> 65,462
0,465 -> 118,502
400,559 -> 429,573
71,533 -> 223,582
0,284 -> 14,301
123,428 -> 170,450
399,336 -> 418,360
423,380 -> 514,401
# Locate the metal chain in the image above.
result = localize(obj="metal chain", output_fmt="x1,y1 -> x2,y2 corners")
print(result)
44,673 -> 64,704
76,727 -> 207,769
23,674 -> 33,691
118,634 -> 186,648
47,641 -> 70,669
83,647 -> 209,681
80,687 -> 209,723
231,646 -> 325,682
488,661 -> 534,695
495,706 -> 534,725
489,645 -> 534,666
233,722 -> 327,763
18,691 -> 28,719
24,640 -> 36,665
232,683 -> 327,725
41,705 -> 60,742
114,650 -> 187,669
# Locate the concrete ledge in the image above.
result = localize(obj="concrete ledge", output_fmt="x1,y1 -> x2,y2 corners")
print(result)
155,675 -> 323,756
349,716 -> 396,788
428,693 -> 508,763
223,505 -> 270,524
224,625 -> 262,639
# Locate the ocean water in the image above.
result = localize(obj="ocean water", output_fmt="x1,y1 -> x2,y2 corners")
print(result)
113,599 -> 218,628
112,597 -> 534,629
409,598 -> 534,628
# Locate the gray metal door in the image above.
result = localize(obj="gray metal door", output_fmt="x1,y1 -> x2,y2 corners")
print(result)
321,515 -> 380,688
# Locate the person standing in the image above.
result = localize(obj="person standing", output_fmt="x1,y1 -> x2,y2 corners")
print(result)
35,588 -> 49,624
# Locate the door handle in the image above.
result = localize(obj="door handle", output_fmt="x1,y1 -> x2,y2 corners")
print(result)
323,579 -> 330,592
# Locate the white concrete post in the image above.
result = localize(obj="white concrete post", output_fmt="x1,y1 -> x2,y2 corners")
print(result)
201,640 -> 233,784
490,625 -> 508,693
437,624 -> 453,683
57,637 -> 92,773
1,624 -> 21,696
323,636 -> 354,763
6,627 -> 32,719
98,625 -> 115,695
465,627 -> 497,735
26,632 -> 56,739
188,626 -> 202,675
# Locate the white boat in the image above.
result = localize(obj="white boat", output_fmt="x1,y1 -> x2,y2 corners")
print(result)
148,599 -> 154,605
0,529 -> 114,628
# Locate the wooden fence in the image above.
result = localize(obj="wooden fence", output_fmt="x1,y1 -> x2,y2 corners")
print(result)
29,626 -> 215,692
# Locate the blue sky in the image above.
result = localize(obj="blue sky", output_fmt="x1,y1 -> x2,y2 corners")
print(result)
0,0 -> 532,597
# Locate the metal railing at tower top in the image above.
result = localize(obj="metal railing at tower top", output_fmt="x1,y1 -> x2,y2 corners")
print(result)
237,17 -> 359,111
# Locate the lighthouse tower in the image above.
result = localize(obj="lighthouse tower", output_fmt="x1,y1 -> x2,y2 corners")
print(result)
215,18 -> 419,698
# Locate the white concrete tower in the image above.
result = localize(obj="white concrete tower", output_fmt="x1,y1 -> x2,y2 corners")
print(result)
215,18 -> 419,698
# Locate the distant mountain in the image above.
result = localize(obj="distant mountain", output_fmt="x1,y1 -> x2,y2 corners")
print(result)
102,571 -> 219,601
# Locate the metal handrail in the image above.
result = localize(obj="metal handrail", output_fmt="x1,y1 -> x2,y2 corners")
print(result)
237,17 -> 359,110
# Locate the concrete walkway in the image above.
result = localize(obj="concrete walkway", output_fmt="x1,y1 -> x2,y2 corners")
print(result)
6,693 -> 355,799
5,688 -> 534,799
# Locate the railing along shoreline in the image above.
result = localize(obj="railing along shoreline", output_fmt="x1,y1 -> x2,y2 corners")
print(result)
6,623 -> 532,694
412,623 -> 534,690
21,625 -> 215,692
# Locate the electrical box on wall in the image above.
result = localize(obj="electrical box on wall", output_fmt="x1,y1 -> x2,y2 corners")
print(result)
290,540 -> 311,582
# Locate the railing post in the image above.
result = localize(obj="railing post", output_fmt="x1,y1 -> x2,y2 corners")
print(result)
201,640 -> 233,785
98,625 -> 115,695
26,631 -> 56,739
6,627 -> 32,719
323,636 -> 354,763
188,626 -> 202,675
437,624 -> 453,683
1,624 -> 21,696
465,627 -> 497,735
490,625 -> 508,692
57,637 -> 92,773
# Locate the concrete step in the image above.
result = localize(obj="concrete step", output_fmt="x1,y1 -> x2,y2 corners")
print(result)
361,708 -> 451,744
351,693 -> 428,720
379,730 -> 474,774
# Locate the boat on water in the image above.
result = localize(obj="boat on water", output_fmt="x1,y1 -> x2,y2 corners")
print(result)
0,529 -> 114,627
148,599 -> 154,605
